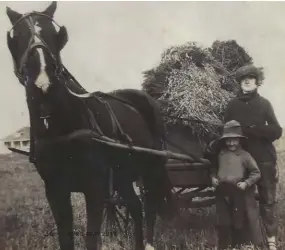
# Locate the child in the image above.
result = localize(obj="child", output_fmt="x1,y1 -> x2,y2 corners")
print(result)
210,120 -> 263,250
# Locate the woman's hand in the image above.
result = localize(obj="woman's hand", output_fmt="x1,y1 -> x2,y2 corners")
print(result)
211,177 -> 219,187
237,181 -> 248,190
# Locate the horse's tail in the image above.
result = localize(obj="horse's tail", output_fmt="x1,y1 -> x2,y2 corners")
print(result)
119,89 -> 176,219
137,93 -> 176,219
109,89 -> 166,148
154,157 -> 177,221
109,89 -> 176,220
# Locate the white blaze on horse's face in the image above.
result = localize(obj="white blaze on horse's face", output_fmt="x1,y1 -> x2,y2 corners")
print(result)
33,21 -> 51,93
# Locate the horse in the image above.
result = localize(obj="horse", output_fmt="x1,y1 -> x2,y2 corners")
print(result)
6,2 -> 175,250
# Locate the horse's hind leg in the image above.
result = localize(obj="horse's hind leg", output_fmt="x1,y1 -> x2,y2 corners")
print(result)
45,186 -> 74,250
116,176 -> 144,250
84,188 -> 104,250
144,192 -> 157,250
143,159 -> 174,250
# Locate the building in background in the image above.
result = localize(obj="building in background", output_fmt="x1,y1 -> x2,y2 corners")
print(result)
1,126 -> 30,152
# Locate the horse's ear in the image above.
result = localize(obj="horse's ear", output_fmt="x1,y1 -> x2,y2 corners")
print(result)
6,7 -> 22,24
57,26 -> 68,51
43,1 -> 57,17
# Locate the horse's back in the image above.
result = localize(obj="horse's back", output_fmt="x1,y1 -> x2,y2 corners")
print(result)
106,89 -> 206,157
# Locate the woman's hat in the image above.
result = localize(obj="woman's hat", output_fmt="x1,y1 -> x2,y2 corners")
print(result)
219,120 -> 247,140
235,64 -> 262,85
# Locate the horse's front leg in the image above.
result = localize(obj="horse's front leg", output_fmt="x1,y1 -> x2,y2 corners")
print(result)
45,185 -> 74,250
84,188 -> 104,250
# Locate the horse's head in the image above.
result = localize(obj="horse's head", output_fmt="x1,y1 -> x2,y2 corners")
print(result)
6,1 -> 68,93
6,2 -> 82,138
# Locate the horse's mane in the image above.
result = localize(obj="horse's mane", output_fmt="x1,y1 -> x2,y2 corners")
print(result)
62,66 -> 88,94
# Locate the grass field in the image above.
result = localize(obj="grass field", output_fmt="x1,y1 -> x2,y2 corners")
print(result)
0,152 -> 285,250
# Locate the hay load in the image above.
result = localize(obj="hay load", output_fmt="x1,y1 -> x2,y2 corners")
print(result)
142,40 -> 256,142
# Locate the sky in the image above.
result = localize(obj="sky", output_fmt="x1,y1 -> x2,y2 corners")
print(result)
0,1 -> 285,140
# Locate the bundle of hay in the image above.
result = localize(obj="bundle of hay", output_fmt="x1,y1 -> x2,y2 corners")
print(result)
211,40 -> 253,72
211,40 -> 254,92
142,40 -> 255,141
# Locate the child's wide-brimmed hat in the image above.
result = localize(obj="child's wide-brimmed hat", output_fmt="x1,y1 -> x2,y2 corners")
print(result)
219,120 -> 247,140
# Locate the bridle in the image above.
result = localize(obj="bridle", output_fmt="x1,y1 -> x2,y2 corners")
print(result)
7,12 -> 66,86
7,11 -> 69,131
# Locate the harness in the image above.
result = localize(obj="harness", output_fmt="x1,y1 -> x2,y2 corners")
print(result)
82,90 -> 133,144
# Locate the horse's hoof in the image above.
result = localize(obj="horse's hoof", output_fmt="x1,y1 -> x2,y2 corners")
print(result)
145,243 -> 155,250
267,236 -> 277,250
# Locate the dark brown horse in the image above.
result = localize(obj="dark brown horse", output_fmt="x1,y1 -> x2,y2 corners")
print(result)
6,2 -> 174,250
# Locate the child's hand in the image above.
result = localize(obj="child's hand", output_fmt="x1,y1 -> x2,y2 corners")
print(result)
211,177 -> 219,187
237,181 -> 248,190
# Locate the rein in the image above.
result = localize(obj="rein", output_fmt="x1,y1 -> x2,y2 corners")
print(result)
8,12 -> 220,161
32,128 -> 210,165
164,115 -> 223,127
63,84 -> 224,128
8,12 -> 222,131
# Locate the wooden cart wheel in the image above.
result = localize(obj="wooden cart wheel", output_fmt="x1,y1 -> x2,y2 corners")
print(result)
100,182 -> 145,246
99,196 -> 134,249
101,195 -> 134,238
100,168 -> 145,245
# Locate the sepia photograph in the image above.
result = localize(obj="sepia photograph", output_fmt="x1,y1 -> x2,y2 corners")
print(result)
0,1 -> 285,250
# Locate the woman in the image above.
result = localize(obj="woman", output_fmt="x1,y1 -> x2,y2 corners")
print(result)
224,64 -> 282,250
